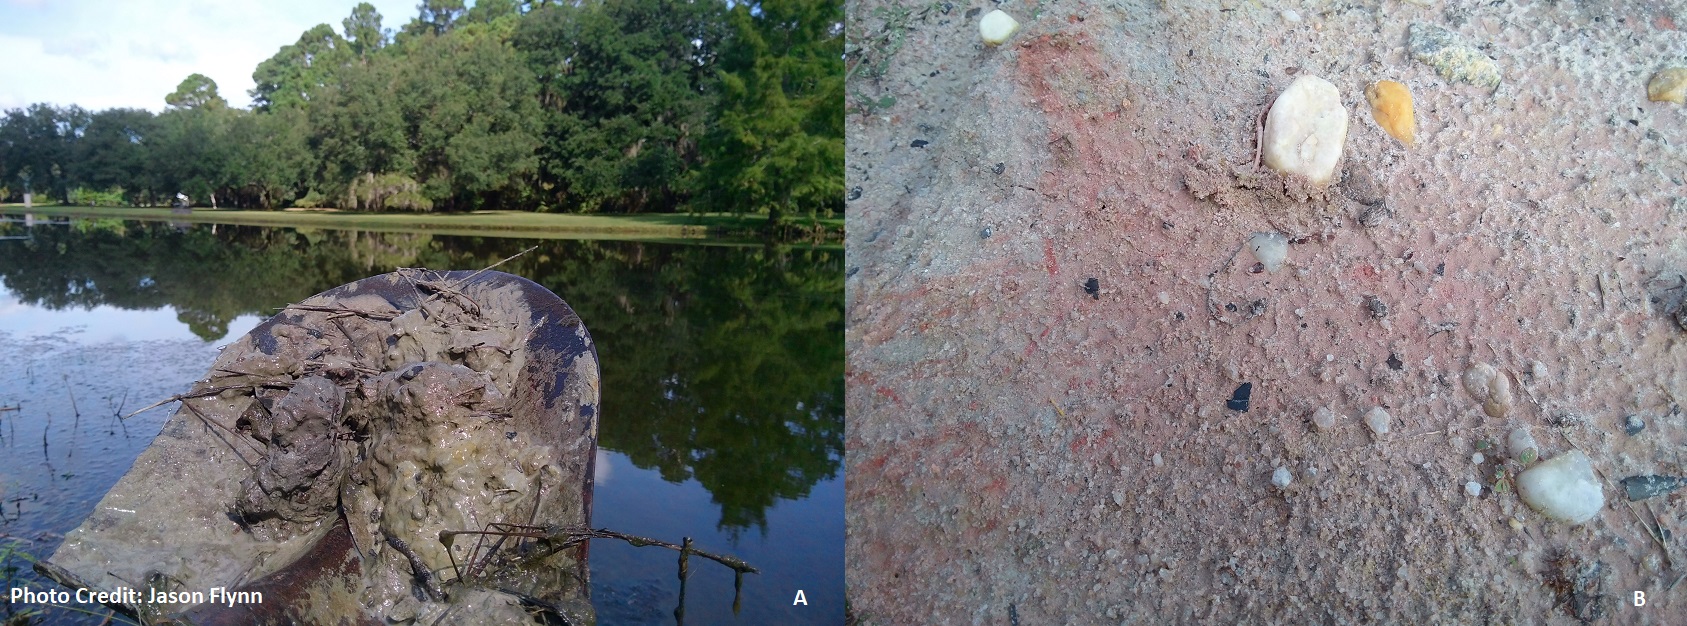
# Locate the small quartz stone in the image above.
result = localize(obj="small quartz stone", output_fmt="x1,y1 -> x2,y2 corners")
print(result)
1364,406 -> 1391,435
1262,75 -> 1349,185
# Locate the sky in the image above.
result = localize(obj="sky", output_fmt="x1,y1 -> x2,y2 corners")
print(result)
0,0 -> 421,113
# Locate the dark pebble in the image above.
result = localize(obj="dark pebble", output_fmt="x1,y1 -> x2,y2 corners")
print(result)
1435,262 -> 1445,276
847,266 -> 860,278
980,226 -> 993,239
1083,277 -> 1100,300
1226,382 -> 1252,412
1387,353 -> 1403,370
911,139 -> 929,148
965,7 -> 981,18
992,162 -> 1005,175
1624,414 -> 1644,436
847,186 -> 862,201
1364,295 -> 1388,319
1621,475 -> 1685,501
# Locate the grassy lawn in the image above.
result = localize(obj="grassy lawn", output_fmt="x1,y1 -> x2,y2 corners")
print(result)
0,204 -> 844,243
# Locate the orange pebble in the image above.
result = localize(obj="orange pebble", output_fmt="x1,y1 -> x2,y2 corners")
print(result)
1365,80 -> 1415,147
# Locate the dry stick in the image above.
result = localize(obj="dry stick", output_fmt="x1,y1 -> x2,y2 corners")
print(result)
63,375 -> 79,417
675,537 -> 693,626
446,245 -> 540,293
277,303 -> 398,321
386,534 -> 444,602
442,526 -> 759,576
1251,103 -> 1270,170
124,383 -> 283,420
178,399 -> 262,466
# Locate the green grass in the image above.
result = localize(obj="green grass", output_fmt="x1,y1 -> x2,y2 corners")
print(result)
0,204 -> 844,244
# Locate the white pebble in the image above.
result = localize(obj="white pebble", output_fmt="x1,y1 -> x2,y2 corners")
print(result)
1472,452 -> 1485,464
979,9 -> 1020,45
1311,406 -> 1337,431
1507,427 -> 1538,462
1153,452 -> 1163,467
1157,291 -> 1170,305
1272,466 -> 1293,488
1465,481 -> 1482,497
1516,451 -> 1604,524
1281,9 -> 1302,23
1364,406 -> 1391,435
1247,232 -> 1289,273
1262,75 -> 1349,185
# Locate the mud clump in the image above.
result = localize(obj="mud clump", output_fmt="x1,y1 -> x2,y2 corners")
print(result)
236,376 -> 351,526
40,270 -> 600,625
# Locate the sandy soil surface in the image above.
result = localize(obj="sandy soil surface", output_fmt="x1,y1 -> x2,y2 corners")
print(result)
844,0 -> 1687,622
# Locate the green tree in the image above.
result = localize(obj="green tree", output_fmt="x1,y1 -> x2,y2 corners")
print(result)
309,55 -> 412,204
516,0 -> 725,213
464,0 -> 520,24
342,2 -> 388,58
402,0 -> 467,38
250,25 -> 354,111
151,105 -> 234,206
222,108 -> 311,208
0,104 -> 87,203
77,108 -> 158,203
165,73 -> 228,110
700,0 -> 844,226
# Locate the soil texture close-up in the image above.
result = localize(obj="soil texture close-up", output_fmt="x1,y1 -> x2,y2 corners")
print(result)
845,0 -> 1687,623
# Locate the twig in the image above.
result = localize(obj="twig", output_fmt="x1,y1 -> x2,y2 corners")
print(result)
276,303 -> 397,321
124,382 -> 292,420
386,533 -> 444,602
1205,242 -> 1246,325
1631,501 -> 1676,570
63,375 -> 79,418
1252,103 -> 1270,170
441,525 -> 759,577
445,246 -> 539,293
178,399 -> 262,465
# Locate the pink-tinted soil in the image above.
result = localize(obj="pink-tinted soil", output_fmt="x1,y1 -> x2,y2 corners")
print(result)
845,0 -> 1687,623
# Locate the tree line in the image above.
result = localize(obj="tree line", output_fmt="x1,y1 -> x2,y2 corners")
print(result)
0,0 -> 842,224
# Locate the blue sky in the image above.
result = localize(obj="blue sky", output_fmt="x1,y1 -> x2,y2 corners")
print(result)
0,0 -> 421,112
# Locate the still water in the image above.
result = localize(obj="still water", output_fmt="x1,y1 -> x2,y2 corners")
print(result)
0,216 -> 843,624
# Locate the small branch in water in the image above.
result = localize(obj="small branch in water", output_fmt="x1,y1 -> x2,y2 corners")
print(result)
63,375 -> 79,418
440,524 -> 760,579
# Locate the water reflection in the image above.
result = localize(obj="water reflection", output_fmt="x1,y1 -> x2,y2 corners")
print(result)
0,216 -> 843,623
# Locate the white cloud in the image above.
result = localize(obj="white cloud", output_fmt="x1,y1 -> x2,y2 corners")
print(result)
0,0 -> 419,112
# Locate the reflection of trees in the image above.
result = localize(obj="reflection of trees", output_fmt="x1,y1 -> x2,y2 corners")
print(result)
0,221 -> 429,340
0,220 -> 843,533
440,241 -> 845,534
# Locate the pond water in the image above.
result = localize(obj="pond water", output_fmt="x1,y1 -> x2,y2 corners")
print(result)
0,216 -> 843,625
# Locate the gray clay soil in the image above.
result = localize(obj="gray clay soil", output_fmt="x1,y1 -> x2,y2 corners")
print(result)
845,0 -> 1687,623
